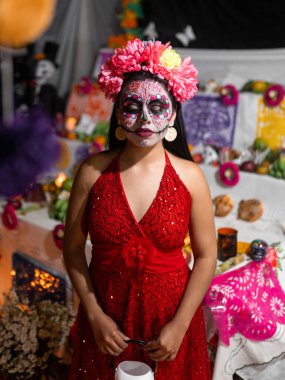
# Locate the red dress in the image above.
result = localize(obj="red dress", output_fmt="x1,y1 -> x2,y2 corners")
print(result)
69,151 -> 211,380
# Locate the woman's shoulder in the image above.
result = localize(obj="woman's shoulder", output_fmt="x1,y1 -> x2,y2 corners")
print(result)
74,149 -> 120,190
167,152 -> 209,192
82,149 -> 120,170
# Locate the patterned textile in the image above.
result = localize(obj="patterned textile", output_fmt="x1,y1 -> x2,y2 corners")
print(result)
204,252 -> 285,345
182,95 -> 238,148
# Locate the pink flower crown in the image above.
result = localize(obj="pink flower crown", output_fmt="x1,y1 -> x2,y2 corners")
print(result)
98,39 -> 198,104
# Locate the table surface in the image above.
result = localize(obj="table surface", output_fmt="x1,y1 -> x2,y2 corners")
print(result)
200,164 -> 285,244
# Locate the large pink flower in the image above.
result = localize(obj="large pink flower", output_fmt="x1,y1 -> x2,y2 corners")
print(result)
98,38 -> 198,103
98,60 -> 124,100
112,39 -> 147,74
169,58 -> 198,103
145,40 -> 169,69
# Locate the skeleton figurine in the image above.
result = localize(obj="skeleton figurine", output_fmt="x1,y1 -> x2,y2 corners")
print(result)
25,41 -> 63,118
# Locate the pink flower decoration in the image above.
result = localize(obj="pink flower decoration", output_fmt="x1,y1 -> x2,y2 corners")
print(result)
98,39 -> 198,103
219,162 -> 240,186
220,85 -> 239,106
264,84 -> 285,107
77,77 -> 93,95
1,204 -> 18,230
53,223 -> 65,251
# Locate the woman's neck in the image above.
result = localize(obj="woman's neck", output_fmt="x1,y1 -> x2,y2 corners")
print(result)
120,142 -> 165,166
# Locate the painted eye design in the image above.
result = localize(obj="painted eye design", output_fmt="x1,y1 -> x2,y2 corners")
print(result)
122,101 -> 141,114
149,101 -> 168,114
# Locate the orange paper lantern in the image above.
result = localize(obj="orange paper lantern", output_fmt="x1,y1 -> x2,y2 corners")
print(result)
0,0 -> 56,48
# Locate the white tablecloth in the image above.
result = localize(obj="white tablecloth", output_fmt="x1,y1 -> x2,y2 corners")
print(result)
200,164 -> 285,244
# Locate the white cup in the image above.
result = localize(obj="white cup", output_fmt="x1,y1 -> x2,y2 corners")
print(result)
115,361 -> 154,380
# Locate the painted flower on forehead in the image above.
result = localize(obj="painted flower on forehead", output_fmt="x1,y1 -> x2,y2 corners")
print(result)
98,38 -> 198,103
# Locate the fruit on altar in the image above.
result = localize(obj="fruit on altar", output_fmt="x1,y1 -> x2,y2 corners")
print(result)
49,193 -> 69,222
192,153 -> 203,164
241,80 -> 254,92
251,81 -> 268,93
253,137 -> 268,152
62,178 -> 73,192
266,149 -> 280,163
94,135 -> 107,146
256,161 -> 270,175
240,160 -> 257,172
269,156 -> 285,179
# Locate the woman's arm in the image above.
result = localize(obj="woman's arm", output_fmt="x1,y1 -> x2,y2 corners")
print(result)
63,157 -> 129,355
145,162 -> 217,361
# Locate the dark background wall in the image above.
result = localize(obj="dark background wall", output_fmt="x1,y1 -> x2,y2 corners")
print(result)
142,0 -> 285,49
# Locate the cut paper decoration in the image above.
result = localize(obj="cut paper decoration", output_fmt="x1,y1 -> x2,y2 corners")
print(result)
65,83 -> 113,123
182,95 -> 238,147
204,255 -> 285,345
256,97 -> 285,149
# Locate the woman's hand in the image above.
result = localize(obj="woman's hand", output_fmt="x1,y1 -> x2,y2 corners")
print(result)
89,313 -> 130,356
144,320 -> 187,362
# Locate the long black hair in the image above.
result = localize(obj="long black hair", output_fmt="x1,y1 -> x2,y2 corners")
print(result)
107,71 -> 193,162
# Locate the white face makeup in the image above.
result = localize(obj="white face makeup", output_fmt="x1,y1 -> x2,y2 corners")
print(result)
117,79 -> 175,147
35,60 -> 56,86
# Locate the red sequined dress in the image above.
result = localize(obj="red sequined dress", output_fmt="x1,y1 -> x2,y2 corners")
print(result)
69,151 -> 211,380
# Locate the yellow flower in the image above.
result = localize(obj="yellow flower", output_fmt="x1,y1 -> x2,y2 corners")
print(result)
160,48 -> 182,69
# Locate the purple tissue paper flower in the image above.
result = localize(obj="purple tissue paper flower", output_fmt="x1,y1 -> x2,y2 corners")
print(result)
0,107 -> 60,197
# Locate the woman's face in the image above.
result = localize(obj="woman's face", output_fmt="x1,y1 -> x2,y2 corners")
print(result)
116,79 -> 176,147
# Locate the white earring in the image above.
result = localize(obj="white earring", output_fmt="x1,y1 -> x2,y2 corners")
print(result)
165,125 -> 177,142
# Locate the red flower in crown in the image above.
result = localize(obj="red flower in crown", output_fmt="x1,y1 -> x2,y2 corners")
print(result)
98,39 -> 198,103
121,236 -> 157,270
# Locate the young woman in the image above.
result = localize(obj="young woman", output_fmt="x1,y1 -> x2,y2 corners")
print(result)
64,39 -> 217,380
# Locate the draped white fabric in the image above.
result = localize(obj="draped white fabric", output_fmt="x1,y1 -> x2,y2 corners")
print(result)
37,2 -> 285,98
176,47 -> 285,86
37,0 -> 118,97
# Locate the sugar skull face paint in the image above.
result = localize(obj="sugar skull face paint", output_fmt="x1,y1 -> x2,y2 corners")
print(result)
117,79 -> 176,147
